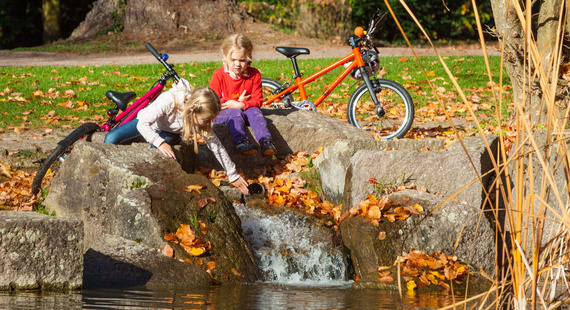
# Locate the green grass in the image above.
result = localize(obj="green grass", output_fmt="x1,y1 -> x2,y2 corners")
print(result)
0,56 -> 510,132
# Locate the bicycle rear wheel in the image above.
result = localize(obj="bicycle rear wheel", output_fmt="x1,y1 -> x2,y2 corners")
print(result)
347,79 -> 414,140
31,122 -> 100,195
261,78 -> 294,108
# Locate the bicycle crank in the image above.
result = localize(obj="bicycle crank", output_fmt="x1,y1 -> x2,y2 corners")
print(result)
291,100 -> 317,111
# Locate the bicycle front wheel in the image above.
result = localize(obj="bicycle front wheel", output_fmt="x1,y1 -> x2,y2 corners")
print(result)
261,78 -> 293,108
347,79 -> 414,140
31,122 -> 100,195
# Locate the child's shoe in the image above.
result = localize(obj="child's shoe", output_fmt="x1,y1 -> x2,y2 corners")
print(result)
235,138 -> 257,155
260,139 -> 276,156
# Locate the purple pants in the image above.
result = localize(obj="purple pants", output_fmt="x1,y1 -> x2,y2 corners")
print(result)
213,107 -> 271,144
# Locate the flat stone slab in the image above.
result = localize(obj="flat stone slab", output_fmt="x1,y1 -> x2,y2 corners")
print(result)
0,211 -> 83,290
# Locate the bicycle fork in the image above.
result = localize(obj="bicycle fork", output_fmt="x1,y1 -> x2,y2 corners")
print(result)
358,67 -> 385,118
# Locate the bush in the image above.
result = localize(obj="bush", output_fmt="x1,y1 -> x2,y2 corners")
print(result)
239,0 -> 495,44
350,0 -> 495,43
239,0 -> 352,42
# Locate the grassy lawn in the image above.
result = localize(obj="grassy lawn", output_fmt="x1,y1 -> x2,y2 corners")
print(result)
0,55 -> 511,134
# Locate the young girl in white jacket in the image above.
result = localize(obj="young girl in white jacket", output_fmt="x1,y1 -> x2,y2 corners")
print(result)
104,80 -> 249,194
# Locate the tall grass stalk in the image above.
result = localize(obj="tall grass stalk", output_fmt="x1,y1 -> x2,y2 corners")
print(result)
390,0 -> 570,308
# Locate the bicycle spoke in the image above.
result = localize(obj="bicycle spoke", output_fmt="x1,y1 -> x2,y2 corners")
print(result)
347,80 -> 414,140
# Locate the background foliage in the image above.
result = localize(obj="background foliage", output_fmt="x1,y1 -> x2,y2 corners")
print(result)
239,0 -> 495,44
1,0 -> 495,49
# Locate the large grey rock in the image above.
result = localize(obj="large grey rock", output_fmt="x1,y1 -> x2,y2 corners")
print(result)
507,129 -> 570,248
343,135 -> 500,212
84,233 -> 211,289
0,211 -> 83,290
183,109 -> 374,174
315,138 -> 444,204
340,190 -> 495,282
44,141 -> 260,285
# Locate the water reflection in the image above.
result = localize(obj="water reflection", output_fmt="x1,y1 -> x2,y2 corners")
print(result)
0,284 -> 468,309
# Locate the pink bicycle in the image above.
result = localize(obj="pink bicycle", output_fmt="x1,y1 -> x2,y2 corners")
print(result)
31,43 -> 180,195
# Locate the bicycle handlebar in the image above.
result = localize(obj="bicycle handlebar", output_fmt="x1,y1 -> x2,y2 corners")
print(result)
145,42 -> 181,83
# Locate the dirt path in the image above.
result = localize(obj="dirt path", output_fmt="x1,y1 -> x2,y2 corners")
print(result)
0,42 -> 498,67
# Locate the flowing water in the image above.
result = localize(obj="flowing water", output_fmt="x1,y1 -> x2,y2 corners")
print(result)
0,202 -> 468,309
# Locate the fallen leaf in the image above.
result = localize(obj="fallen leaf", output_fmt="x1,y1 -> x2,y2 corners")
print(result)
198,197 -> 216,208
207,261 -> 216,270
181,184 -> 205,194
161,244 -> 173,257
188,247 -> 205,256
379,275 -> 394,283
407,280 -> 417,291
231,268 -> 242,276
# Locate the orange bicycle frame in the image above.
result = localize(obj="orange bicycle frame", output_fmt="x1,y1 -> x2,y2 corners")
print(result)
264,46 -> 366,107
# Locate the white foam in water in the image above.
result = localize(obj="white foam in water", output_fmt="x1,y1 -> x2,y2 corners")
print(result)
235,203 -> 352,287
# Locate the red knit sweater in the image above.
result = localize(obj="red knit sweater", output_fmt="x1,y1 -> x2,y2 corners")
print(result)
209,67 -> 263,110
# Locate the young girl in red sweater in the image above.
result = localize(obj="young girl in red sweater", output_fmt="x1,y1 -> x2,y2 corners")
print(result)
209,34 -> 276,156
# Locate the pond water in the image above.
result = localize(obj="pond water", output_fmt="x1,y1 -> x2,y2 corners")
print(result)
0,202 -> 469,309
0,283 -> 466,309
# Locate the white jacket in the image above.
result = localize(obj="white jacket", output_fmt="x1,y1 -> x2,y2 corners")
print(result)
136,79 -> 240,182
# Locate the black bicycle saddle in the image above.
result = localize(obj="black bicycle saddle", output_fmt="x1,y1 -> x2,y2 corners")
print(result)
105,90 -> 136,111
275,47 -> 310,58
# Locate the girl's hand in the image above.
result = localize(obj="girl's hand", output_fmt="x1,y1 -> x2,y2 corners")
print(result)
158,142 -> 176,159
221,100 -> 245,110
231,176 -> 249,195
238,89 -> 251,102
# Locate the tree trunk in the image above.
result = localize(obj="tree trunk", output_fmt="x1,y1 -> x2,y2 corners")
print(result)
69,0 -> 250,41
42,0 -> 61,43
69,0 -> 119,40
489,0 -> 570,126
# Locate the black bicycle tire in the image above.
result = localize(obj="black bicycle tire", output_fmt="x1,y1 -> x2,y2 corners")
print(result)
347,79 -> 414,140
261,78 -> 294,108
31,122 -> 100,195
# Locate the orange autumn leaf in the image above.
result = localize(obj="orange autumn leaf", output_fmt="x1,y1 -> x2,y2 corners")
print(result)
176,224 -> 194,238
384,213 -> 396,222
163,233 -> 177,242
181,184 -> 205,194
444,265 -> 458,280
179,235 -> 196,248
367,205 -> 381,219
207,261 -> 216,270
273,195 -> 285,205
198,197 -> 215,208
161,244 -> 173,257
379,275 -> 394,283
413,203 -> 424,213
439,281 -> 450,290
378,231 -> 386,240
231,268 -> 242,276
188,247 -> 206,256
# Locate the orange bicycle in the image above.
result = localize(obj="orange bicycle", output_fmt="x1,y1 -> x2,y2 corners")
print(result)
262,10 -> 414,140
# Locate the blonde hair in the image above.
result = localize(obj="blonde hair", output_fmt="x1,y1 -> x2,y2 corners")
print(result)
221,33 -> 254,65
181,86 -> 221,153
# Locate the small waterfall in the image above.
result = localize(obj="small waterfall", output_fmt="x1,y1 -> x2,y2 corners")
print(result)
235,203 -> 350,286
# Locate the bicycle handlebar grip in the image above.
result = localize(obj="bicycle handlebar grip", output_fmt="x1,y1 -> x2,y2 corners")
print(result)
145,43 -> 162,60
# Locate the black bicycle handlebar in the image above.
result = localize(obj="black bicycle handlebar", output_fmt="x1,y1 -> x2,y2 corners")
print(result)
145,42 -> 181,83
